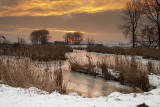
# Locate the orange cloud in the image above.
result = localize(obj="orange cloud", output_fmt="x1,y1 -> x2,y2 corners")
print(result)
15,27 -> 85,33
15,27 -> 119,37
0,0 -> 130,17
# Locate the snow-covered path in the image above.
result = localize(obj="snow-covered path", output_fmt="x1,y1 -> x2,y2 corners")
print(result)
0,83 -> 160,107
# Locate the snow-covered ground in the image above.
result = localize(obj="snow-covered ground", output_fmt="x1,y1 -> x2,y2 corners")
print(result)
0,74 -> 160,107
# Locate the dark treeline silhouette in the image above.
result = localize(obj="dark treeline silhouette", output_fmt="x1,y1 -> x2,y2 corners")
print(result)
86,38 -> 95,46
64,32 -> 83,45
17,37 -> 26,44
121,0 -> 160,48
30,29 -> 50,44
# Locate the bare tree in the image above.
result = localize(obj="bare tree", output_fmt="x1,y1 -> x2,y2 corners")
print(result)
73,32 -> 83,44
86,38 -> 95,45
120,0 -> 144,48
64,33 -> 73,44
30,29 -> 50,44
64,32 -> 83,45
144,0 -> 160,47
138,25 -> 158,47
17,37 -> 26,44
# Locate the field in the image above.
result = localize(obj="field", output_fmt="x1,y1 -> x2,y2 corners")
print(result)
0,45 -> 160,107
0,44 -> 73,61
87,46 -> 160,60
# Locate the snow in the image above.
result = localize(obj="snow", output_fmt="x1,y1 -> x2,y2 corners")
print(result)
149,74 -> 160,88
0,83 -> 160,107
0,74 -> 160,107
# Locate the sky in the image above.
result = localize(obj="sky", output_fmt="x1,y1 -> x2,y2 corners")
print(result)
0,0 -> 131,44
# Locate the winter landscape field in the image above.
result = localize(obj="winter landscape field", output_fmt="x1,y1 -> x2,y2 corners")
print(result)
0,44 -> 160,107
1,0 -> 160,107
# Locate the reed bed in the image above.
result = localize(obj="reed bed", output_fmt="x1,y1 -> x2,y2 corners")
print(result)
0,57 -> 66,94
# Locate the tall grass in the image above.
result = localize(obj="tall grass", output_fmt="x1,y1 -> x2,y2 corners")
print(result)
69,54 -> 151,92
87,46 -> 160,60
0,44 -> 73,61
100,62 -> 116,80
115,56 -> 150,92
69,55 -> 98,77
0,57 -> 66,94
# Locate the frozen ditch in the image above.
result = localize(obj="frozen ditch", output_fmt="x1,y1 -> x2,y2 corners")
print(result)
36,60 -> 133,98
1,49 -> 160,98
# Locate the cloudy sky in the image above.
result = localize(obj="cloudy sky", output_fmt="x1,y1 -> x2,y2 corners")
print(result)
0,0 -> 130,43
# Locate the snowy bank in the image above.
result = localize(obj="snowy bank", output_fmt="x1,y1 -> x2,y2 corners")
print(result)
0,83 -> 160,107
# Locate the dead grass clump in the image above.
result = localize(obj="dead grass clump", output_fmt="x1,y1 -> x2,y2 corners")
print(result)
116,57 -> 150,92
0,44 -> 73,61
0,57 -> 66,93
69,55 -> 117,80
147,61 -> 155,74
69,52 -> 150,92
69,56 -> 98,77
100,62 -> 116,80
54,62 -> 67,94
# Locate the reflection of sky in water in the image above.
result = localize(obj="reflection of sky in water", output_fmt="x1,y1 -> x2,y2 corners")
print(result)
66,71 -> 132,98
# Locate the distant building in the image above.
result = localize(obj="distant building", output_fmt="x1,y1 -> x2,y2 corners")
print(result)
54,41 -> 67,45
47,42 -> 54,45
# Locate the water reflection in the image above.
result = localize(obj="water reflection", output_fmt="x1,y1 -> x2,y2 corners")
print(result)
65,71 -> 133,98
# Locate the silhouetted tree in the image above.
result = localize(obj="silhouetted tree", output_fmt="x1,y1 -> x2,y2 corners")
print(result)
86,38 -> 95,45
120,0 -> 144,48
64,32 -> 83,45
30,29 -> 50,44
138,25 -> 158,47
64,33 -> 73,44
144,0 -> 160,47
17,37 -> 26,44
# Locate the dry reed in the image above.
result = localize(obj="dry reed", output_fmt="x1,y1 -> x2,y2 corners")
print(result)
0,57 -> 66,94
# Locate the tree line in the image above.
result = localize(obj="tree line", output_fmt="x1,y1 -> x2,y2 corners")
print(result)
29,29 -> 83,45
121,0 -> 160,48
1,30 -> 89,45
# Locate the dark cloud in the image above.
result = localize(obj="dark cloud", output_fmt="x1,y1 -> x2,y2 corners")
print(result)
0,10 -> 127,43
0,10 -> 122,32
0,0 -> 23,6
0,0 -> 129,17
